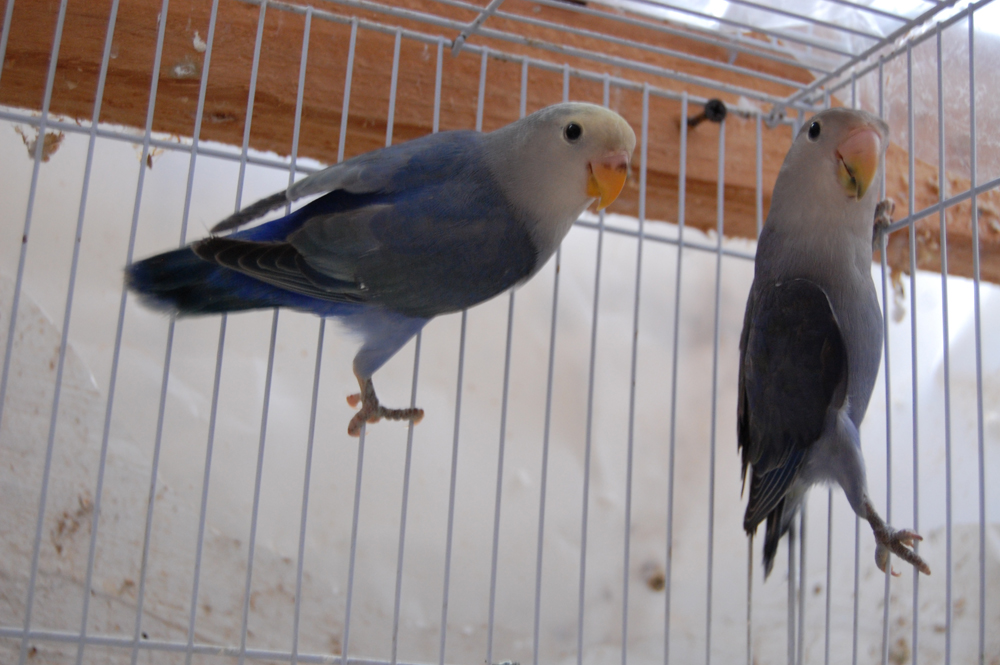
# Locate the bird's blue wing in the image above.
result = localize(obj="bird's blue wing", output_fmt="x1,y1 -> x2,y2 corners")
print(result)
738,277 -> 848,533
190,131 -> 538,319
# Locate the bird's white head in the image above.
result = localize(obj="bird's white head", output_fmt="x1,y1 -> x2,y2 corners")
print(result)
766,107 -> 889,245
777,107 -> 889,205
486,102 -> 636,259
511,102 -> 635,207
760,107 -> 890,280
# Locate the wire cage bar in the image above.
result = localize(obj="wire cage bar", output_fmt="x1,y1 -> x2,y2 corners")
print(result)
0,1 -> 996,664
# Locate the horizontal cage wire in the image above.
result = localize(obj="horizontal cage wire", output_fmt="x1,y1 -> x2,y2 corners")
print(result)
0,1 -> 997,664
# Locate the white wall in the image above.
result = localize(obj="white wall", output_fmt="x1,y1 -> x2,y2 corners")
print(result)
0,117 -> 996,664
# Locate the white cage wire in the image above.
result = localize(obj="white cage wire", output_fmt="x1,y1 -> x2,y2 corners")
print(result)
0,1 -> 997,664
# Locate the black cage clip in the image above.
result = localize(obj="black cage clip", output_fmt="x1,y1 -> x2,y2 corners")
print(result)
687,99 -> 728,128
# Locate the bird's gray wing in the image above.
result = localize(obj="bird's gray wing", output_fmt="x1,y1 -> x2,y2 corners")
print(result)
191,235 -> 365,303
212,132 -> 479,233
286,131 -> 479,200
739,277 -> 848,533
288,170 -> 537,319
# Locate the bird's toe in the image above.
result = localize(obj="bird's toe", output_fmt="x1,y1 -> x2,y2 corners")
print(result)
345,381 -> 424,436
875,198 -> 895,220
874,542 -> 894,576
875,525 -> 931,576
347,411 -> 368,437
380,405 -> 424,425
872,198 -> 895,250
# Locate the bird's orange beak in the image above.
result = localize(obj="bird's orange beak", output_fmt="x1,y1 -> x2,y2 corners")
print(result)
587,150 -> 630,210
836,127 -> 881,200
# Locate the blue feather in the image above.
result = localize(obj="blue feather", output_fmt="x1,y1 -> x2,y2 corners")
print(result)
125,245 -> 359,317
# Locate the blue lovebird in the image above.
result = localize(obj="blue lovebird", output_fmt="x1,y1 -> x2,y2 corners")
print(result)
739,108 -> 929,577
127,102 -> 635,436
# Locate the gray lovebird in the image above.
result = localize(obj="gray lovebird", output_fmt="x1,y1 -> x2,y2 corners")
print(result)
738,107 -> 930,578
127,102 -> 635,436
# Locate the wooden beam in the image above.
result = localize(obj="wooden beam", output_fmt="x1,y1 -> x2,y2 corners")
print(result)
882,142 -> 1000,284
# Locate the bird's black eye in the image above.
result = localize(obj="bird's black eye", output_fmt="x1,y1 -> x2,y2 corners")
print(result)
564,122 -> 582,142
808,121 -> 821,140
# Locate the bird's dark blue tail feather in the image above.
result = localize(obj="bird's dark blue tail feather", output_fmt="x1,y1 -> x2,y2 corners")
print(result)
126,188 -> 411,316
762,500 -> 787,577
126,245 -> 353,317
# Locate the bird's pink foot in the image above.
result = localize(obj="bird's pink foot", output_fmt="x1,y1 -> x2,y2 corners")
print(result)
346,377 -> 423,437
874,527 -> 930,577
873,198 -> 895,251
863,497 -> 931,576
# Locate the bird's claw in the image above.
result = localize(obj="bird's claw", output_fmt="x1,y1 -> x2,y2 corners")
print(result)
873,525 -> 931,577
863,497 -> 930,576
872,198 -> 895,251
346,378 -> 423,437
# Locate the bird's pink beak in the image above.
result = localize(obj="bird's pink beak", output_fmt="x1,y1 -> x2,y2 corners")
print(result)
587,150 -> 630,210
836,127 -> 881,200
